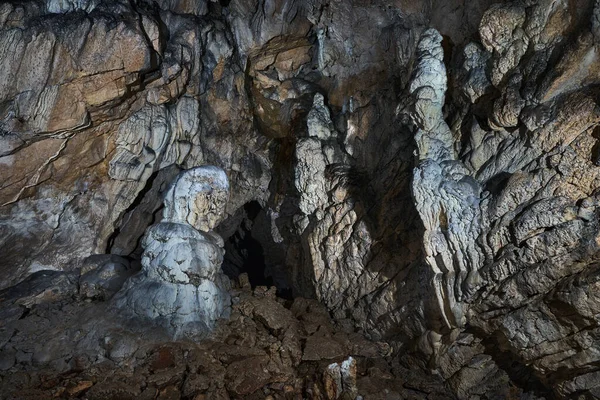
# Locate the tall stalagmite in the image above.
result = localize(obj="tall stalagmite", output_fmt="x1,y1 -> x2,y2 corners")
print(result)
1,0 -> 600,398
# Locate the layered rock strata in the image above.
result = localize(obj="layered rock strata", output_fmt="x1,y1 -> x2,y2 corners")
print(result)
1,0 -> 600,397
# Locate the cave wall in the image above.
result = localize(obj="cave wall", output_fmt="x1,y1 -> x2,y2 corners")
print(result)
2,0 -> 600,397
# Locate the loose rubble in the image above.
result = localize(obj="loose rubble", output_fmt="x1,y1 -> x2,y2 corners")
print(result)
1,0 -> 600,397
0,272 -> 456,400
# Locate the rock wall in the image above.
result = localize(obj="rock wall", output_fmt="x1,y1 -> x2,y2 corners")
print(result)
2,0 -> 600,397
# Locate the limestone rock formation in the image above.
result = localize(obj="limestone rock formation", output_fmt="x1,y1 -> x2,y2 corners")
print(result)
79,254 -> 133,301
1,0 -> 600,398
401,2 -> 600,397
162,165 -> 229,232
409,28 -> 485,341
113,166 -> 231,338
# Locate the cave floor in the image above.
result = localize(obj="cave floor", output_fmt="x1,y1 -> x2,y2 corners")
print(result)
0,273 -> 453,400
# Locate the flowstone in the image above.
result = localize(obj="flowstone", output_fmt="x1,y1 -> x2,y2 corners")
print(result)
113,166 -> 231,338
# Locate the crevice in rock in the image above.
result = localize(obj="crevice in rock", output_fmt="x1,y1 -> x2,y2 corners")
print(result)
469,325 -> 556,399
17,306 -> 30,320
105,173 -> 159,254
483,171 -> 512,196
217,201 -> 292,298
106,165 -> 180,256
591,125 -> 600,165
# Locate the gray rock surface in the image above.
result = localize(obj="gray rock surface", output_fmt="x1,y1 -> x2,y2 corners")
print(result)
79,254 -> 132,300
1,0 -> 600,397
401,2 -> 600,397
0,276 -> 454,400
409,28 -> 485,342
114,166 -> 231,338
162,165 -> 229,232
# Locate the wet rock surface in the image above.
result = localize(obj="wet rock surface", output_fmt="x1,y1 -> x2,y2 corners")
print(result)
1,0 -> 600,398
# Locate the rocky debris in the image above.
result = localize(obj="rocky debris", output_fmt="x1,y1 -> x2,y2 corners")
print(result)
1,0 -> 600,397
302,334 -> 347,362
251,296 -> 295,336
0,275 -> 454,400
113,166 -> 232,338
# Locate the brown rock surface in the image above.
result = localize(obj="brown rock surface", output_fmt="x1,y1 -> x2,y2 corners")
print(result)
1,0 -> 600,398
0,280 -> 455,399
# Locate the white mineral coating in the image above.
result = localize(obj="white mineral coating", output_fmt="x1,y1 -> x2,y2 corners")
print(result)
3,0 -> 600,396
307,93 -> 335,141
163,165 -> 230,232
409,29 -> 486,331
295,137 -> 329,219
114,166 -> 231,338
340,356 -> 358,397
409,28 -> 454,162
142,222 -> 225,283
113,222 -> 231,338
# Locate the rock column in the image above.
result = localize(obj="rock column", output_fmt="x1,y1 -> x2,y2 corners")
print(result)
409,29 -> 486,336
113,166 -> 231,338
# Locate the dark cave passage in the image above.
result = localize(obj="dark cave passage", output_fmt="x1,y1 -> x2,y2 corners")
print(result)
229,201 -> 270,288
218,201 -> 292,299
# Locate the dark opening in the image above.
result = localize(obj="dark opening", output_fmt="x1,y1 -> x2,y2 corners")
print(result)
218,201 -> 292,299
483,171 -> 512,196
468,325 -> 555,399
591,125 -> 600,165
234,201 -> 269,287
